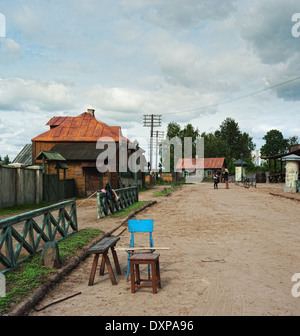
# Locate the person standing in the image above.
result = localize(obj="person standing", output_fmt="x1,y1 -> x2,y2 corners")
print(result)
222,168 -> 229,189
213,171 -> 220,189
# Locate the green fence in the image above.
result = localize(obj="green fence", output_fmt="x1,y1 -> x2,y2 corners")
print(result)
97,186 -> 138,219
0,200 -> 78,273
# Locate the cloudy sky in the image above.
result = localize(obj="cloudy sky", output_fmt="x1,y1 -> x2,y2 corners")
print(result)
0,0 -> 300,161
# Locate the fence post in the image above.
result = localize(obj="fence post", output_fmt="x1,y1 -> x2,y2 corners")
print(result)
0,162 -> 2,209
26,166 -> 43,204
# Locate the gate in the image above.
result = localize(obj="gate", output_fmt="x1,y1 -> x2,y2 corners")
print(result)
43,175 -> 76,203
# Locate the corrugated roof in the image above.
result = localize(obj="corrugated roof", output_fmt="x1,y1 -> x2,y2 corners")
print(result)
12,144 -> 33,166
176,157 -> 225,170
50,143 -> 110,161
32,112 -> 127,143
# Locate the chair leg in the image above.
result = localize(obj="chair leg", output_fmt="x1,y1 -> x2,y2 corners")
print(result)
151,262 -> 157,294
130,261 -> 135,293
126,257 -> 130,281
135,264 -> 140,285
156,259 -> 161,288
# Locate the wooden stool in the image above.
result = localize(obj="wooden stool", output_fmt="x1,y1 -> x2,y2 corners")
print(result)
88,237 -> 121,286
129,253 -> 161,294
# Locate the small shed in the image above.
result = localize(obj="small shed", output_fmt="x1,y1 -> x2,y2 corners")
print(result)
233,159 -> 248,182
36,150 -> 68,175
36,151 -> 73,203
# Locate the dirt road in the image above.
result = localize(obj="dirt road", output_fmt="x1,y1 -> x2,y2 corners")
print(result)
29,182 -> 300,316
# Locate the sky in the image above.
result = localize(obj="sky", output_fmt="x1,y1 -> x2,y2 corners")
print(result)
0,0 -> 300,162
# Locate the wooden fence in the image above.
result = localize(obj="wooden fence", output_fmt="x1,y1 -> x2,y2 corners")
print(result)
0,200 -> 78,273
97,186 -> 138,219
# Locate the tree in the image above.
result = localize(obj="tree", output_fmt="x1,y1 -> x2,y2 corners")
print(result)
218,118 -> 255,162
201,132 -> 228,158
163,122 -> 199,171
0,155 -> 11,165
289,136 -> 299,147
260,129 -> 289,157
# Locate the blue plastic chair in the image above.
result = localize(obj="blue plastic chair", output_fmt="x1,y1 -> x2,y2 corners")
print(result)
126,219 -> 155,280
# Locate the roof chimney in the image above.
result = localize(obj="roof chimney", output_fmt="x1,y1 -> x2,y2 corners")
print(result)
87,109 -> 95,117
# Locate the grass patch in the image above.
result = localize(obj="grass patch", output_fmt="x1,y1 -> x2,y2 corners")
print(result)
153,188 -> 173,197
0,202 -> 53,216
0,228 -> 103,316
58,229 -> 103,260
111,201 -> 149,217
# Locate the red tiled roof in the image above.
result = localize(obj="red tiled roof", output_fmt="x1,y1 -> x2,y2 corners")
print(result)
176,157 -> 225,170
32,112 -> 127,143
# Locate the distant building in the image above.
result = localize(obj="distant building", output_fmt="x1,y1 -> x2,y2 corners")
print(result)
176,157 -> 226,179
251,150 -> 265,166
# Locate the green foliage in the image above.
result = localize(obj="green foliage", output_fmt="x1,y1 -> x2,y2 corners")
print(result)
201,131 -> 228,158
260,129 -> 289,157
0,155 -> 11,165
59,229 -> 103,259
153,188 -> 173,197
217,118 -> 255,162
289,136 -> 299,147
163,122 -> 200,171
0,255 -> 57,315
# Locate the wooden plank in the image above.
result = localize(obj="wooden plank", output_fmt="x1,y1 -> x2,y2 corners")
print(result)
88,237 -> 120,253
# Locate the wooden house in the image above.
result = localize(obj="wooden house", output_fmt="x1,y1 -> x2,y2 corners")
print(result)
31,109 -> 144,196
176,157 -> 226,179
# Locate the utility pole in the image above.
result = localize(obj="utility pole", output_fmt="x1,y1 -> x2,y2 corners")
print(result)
143,114 -> 162,172
154,130 -> 165,173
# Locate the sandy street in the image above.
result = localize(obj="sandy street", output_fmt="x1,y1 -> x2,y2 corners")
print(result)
29,182 -> 300,316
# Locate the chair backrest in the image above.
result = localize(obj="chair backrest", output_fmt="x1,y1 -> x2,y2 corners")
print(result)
128,219 -> 154,248
128,219 -> 153,232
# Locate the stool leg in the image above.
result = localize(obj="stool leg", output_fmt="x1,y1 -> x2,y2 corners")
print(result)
151,261 -> 157,294
88,254 -> 99,286
111,246 -> 121,275
100,255 -> 105,276
130,261 -> 135,293
103,252 -> 117,285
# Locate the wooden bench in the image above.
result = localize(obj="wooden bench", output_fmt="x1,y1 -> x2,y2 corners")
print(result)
88,236 -> 121,286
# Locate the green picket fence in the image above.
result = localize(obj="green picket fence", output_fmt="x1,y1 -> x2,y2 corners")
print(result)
97,186 -> 139,219
0,200 -> 78,273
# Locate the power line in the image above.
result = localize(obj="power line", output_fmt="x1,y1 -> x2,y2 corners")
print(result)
161,75 -> 300,116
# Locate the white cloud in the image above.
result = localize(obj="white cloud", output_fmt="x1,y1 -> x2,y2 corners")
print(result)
0,78 -> 74,112
0,38 -> 22,63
